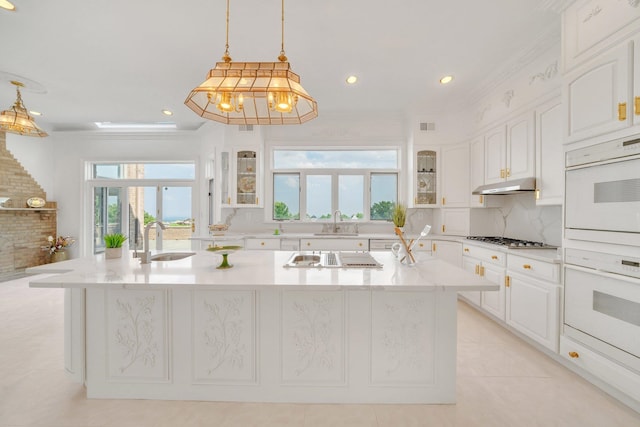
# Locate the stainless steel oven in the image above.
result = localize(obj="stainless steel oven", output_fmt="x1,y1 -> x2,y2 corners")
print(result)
564,248 -> 640,372
565,136 -> 640,245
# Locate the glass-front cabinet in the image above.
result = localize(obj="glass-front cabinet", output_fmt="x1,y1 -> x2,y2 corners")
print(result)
220,148 -> 261,207
414,149 -> 437,206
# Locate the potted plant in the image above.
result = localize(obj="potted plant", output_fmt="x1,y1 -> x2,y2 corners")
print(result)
44,235 -> 75,263
104,233 -> 127,259
391,203 -> 406,228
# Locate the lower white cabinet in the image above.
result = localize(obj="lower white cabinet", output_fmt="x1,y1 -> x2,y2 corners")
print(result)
245,238 -> 281,250
431,240 -> 461,267
506,272 -> 560,352
505,254 -> 561,352
460,244 -> 506,320
300,238 -> 368,251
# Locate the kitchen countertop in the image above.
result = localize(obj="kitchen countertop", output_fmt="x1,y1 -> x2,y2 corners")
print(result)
27,250 -> 499,292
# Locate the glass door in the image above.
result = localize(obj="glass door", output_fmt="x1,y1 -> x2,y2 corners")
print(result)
160,186 -> 193,251
93,187 -> 125,254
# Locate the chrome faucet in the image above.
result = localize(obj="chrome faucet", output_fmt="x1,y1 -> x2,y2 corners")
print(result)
140,221 -> 166,264
333,210 -> 342,233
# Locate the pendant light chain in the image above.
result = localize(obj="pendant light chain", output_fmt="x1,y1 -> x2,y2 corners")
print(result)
278,0 -> 287,62
222,0 -> 231,62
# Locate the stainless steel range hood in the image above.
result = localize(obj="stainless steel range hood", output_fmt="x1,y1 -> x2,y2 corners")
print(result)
472,177 -> 536,195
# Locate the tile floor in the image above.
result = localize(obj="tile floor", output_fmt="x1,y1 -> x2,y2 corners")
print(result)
1,274 -> 640,427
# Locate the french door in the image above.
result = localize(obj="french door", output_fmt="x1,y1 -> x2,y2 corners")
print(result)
93,184 -> 192,254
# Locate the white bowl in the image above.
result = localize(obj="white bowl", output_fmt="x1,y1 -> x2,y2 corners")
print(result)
0,197 -> 9,207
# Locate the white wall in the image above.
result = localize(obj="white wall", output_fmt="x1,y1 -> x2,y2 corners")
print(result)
6,132 -> 56,198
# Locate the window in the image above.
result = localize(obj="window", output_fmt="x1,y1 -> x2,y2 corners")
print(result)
272,149 -> 399,222
92,162 -> 195,180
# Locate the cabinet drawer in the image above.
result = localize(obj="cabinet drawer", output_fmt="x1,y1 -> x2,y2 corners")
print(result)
245,238 -> 281,250
412,240 -> 431,252
300,238 -> 368,251
507,254 -> 559,283
462,244 -> 506,266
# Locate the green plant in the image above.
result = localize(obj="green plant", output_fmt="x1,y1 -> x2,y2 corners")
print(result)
391,203 -> 406,227
104,233 -> 127,248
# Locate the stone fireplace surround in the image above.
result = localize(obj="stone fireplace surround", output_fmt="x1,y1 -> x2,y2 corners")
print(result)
0,132 -> 56,277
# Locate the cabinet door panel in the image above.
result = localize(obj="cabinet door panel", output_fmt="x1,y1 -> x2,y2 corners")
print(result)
459,257 -> 481,307
469,136 -> 485,207
565,41 -> 630,142
535,99 -> 563,205
480,264 -> 505,321
484,126 -> 506,184
441,143 -> 469,207
506,113 -> 535,180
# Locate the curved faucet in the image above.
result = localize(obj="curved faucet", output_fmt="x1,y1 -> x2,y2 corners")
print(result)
140,220 -> 166,264
333,210 -> 342,233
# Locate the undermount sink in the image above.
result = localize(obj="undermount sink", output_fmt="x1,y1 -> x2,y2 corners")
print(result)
150,252 -> 196,262
284,252 -> 381,268
286,254 -> 322,267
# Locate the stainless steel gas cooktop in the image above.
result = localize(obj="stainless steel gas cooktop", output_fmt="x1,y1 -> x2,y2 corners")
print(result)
466,236 -> 556,249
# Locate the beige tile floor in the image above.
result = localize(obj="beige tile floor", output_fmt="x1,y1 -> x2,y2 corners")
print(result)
2,274 -> 640,427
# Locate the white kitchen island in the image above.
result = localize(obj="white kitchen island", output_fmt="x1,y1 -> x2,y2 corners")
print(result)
28,250 -> 497,404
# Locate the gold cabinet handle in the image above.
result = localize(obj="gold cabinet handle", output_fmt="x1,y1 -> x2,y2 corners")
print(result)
419,243 -> 424,248
568,351 -> 580,359
506,168 -> 511,177
306,242 -> 311,246
227,197 -> 231,204
505,276 -> 510,288
475,264 -> 479,274
464,248 -> 470,252
261,241 -> 265,246
636,96 -> 640,115
358,242 -> 363,247
442,197 -> 446,205
500,168 -> 505,178
442,225 -> 446,233
491,255 -> 498,260
535,189 -> 540,200
523,264 -> 532,269
479,195 -> 484,204
432,243 -> 436,252
479,266 -> 485,277
619,102 -> 627,121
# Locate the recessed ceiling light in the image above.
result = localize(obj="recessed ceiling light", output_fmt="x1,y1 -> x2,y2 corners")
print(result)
29,111 -> 42,116
161,109 -> 173,116
346,75 -> 358,85
0,0 -> 16,11
440,75 -> 454,84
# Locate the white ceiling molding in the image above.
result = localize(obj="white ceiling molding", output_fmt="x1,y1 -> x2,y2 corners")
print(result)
529,61 -> 559,85
538,0 -> 576,13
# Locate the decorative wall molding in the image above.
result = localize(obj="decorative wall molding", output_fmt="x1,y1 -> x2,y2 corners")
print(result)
192,290 -> 256,383
476,104 -> 493,123
538,0 -> 576,14
281,291 -> 345,384
370,291 -> 436,384
503,90 -> 515,108
529,61 -> 559,85
106,290 -> 169,382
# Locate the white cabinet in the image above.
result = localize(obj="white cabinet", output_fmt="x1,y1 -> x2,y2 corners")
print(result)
563,0 -> 640,72
300,238 -> 368,251
413,148 -> 438,206
220,148 -> 262,207
469,135 -> 485,207
506,254 -> 561,352
535,97 -> 564,205
484,125 -> 507,185
244,238 -> 281,250
461,244 -> 507,321
440,143 -> 469,208
484,113 -> 535,184
431,240 -> 461,267
564,39 -> 631,142
440,208 -> 470,236
461,257 -> 481,307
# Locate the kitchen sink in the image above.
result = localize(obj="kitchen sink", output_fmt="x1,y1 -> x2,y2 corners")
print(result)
150,252 -> 196,262
284,252 -> 381,268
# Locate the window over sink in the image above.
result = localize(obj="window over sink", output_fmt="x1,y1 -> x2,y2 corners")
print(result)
271,149 -> 399,222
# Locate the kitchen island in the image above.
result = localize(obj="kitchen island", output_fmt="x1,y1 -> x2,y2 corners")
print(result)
28,250 -> 497,404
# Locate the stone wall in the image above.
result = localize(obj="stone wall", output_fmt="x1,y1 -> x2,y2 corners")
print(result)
0,132 -> 57,275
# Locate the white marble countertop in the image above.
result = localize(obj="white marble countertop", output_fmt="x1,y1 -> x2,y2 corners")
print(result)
27,250 -> 499,292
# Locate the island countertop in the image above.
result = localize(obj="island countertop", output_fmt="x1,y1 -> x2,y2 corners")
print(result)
28,250 -> 498,292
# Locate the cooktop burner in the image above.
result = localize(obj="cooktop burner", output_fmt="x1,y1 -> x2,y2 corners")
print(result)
466,236 -> 556,249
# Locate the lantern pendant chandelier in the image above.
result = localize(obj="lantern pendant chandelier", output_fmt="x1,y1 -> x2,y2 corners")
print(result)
0,81 -> 48,137
184,0 -> 318,125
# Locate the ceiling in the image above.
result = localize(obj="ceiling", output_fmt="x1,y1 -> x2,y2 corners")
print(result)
0,0 -> 561,133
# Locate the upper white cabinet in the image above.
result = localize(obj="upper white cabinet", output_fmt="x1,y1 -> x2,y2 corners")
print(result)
535,97 -> 564,205
564,39 -> 631,143
220,148 -> 262,207
469,135 -> 485,207
440,143 -> 470,208
413,148 -> 438,207
484,112 -> 535,184
563,0 -> 640,72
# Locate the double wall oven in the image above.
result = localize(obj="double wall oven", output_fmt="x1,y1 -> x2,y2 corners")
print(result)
564,136 -> 640,377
